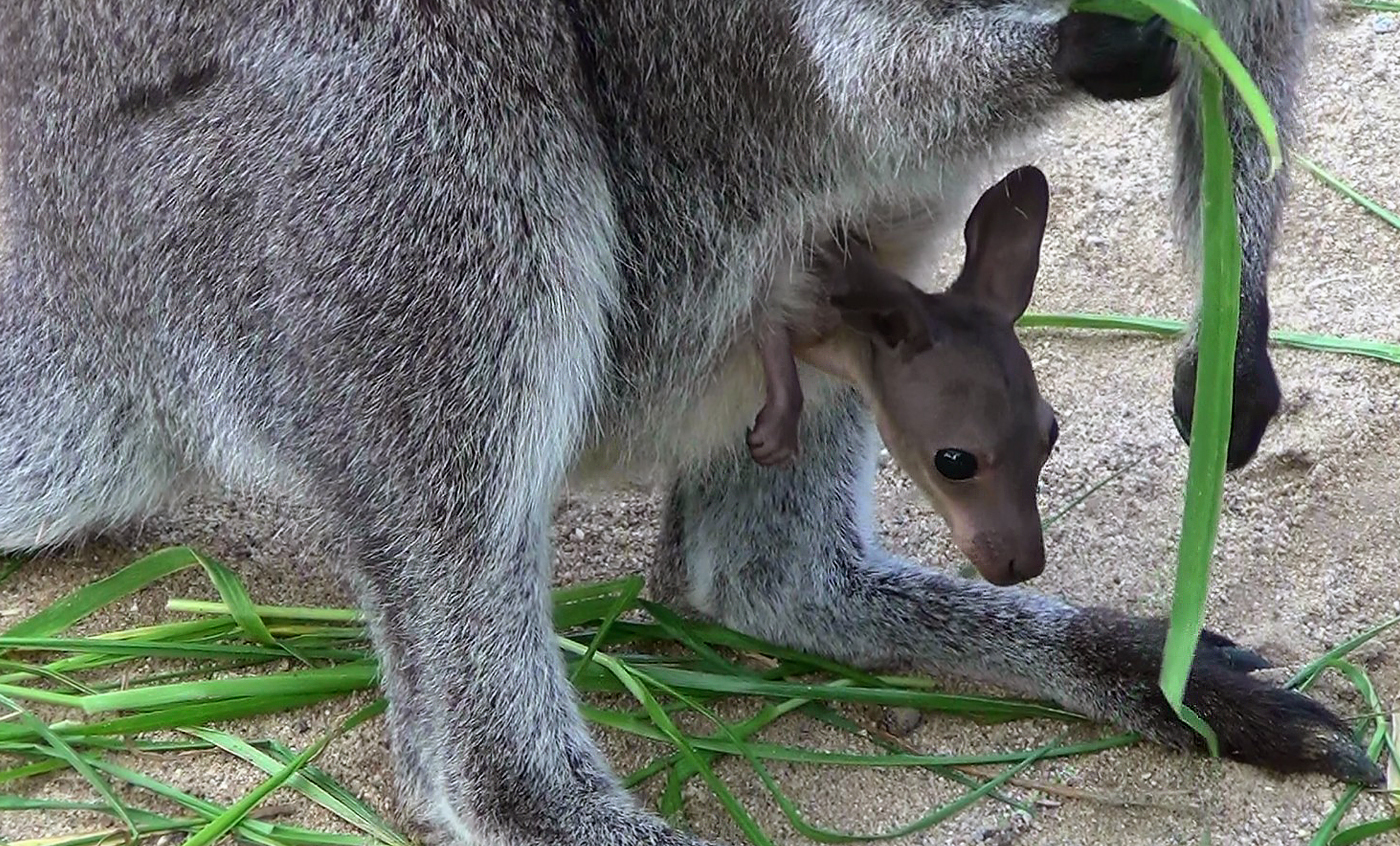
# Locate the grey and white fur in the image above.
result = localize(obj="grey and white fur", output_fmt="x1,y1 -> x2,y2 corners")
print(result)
0,2 -> 1374,846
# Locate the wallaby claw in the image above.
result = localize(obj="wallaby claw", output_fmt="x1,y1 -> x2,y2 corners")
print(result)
1054,12 -> 1179,102
1172,337 -> 1282,471
1196,629 -> 1273,672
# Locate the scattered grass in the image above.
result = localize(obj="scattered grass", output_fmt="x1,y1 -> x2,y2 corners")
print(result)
1348,1 -> 1400,12
1,546 -> 1393,845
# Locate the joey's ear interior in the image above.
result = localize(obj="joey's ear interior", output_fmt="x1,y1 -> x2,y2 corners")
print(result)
821,235 -> 933,354
948,165 -> 1050,323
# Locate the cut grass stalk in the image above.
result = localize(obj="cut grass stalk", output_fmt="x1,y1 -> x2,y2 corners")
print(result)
1295,153 -> 1400,232
1017,313 -> 1400,367
179,699 -> 386,846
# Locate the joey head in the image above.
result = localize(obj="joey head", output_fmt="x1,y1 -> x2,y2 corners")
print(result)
749,166 -> 1058,586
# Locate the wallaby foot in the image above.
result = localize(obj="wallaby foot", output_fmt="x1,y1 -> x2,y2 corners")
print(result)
1063,608 -> 1381,785
1170,309 -> 1282,471
1165,0 -> 1310,470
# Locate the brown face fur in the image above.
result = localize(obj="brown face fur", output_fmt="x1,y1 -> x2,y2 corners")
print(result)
801,166 -> 1057,585
865,296 -> 1057,585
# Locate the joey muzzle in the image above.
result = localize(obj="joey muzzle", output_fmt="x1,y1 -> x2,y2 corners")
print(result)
954,526 -> 1046,587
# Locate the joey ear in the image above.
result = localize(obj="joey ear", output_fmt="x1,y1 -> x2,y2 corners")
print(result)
830,290 -> 931,354
948,165 -> 1050,323
819,235 -> 933,354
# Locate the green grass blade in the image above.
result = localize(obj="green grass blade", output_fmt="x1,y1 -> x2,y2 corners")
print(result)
79,755 -> 367,846
77,661 -> 379,713
1330,819 -> 1400,846
180,700 -> 386,846
0,692 -> 350,743
184,711 -> 410,846
3,546 -> 202,638
0,757 -> 70,784
1157,61 -> 1241,759
1018,311 -> 1400,367
1294,153 -> 1400,231
1287,614 -> 1400,691
0,556 -> 25,586
193,550 -> 281,647
569,576 -> 643,684
0,692 -> 139,840
620,665 -> 1081,721
558,638 -> 776,846
585,703 -> 1135,768
1042,457 -> 1145,528
167,598 -> 361,623
1307,659 -> 1390,846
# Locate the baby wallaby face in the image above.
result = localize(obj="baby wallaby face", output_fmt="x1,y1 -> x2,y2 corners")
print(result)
803,167 -> 1058,586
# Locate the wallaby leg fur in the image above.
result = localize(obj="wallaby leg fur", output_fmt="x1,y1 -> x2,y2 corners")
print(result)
0,3 -> 1369,846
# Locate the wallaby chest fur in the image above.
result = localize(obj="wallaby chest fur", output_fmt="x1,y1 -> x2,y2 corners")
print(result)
2,1 -> 1052,483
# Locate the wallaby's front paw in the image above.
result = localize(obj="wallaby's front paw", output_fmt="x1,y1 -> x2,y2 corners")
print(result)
1171,331 -> 1281,471
748,404 -> 801,466
1054,13 -> 1178,102
1067,610 -> 1383,786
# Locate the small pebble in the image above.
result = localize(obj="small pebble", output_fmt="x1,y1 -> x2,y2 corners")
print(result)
1375,14 -> 1396,34
571,527 -> 585,541
877,448 -> 892,468
880,706 -> 925,736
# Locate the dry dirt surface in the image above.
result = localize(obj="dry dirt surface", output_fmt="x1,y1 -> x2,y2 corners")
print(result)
3,4 -> 1398,845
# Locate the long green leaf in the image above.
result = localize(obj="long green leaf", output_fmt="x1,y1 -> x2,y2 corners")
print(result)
181,700 -> 386,846
184,714 -> 409,846
1017,312 -> 1400,367
1157,60 -> 1240,757
3,546 -> 202,638
1295,153 -> 1400,231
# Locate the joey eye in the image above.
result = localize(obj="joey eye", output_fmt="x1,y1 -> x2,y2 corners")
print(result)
934,448 -> 978,481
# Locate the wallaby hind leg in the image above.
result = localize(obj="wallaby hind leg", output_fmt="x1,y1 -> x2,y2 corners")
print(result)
652,388 -> 1381,786
0,280 -> 185,552
279,326 -> 713,846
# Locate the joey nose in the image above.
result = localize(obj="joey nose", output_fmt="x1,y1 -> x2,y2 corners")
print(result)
962,534 -> 1046,586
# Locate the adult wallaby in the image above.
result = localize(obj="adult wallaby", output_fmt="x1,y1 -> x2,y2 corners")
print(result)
749,166 -> 1058,585
0,3 -> 1369,846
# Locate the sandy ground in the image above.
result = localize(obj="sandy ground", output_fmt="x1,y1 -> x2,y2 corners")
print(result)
3,5 -> 1398,845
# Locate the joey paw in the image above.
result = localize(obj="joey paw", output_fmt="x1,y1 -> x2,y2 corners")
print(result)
1068,610 -> 1383,786
1054,13 -> 1179,102
747,406 -> 800,467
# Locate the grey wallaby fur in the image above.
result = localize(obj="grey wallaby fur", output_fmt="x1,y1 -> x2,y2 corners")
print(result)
0,2 -> 1379,846
749,166 -> 1057,585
